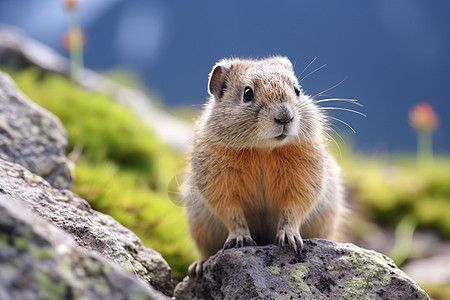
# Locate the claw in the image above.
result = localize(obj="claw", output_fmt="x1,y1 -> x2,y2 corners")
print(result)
245,236 -> 257,247
223,237 -> 236,250
275,228 -> 303,253
276,230 -> 286,248
223,234 -> 256,250
188,260 -> 204,278
236,236 -> 244,248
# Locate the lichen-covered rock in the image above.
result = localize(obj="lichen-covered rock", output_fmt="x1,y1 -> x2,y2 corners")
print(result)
174,240 -> 429,300
0,159 -> 173,296
0,71 -> 73,189
0,195 -> 169,300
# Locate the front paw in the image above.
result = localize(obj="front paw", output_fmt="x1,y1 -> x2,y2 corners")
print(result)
188,260 -> 204,278
275,228 -> 304,253
223,233 -> 256,250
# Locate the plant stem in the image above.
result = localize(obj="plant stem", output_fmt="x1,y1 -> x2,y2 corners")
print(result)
68,10 -> 83,81
389,215 -> 416,266
418,130 -> 433,164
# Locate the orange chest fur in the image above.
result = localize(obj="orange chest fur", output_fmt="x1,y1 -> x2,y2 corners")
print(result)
195,143 -> 324,208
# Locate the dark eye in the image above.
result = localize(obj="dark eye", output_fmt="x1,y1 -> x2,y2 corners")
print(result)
294,85 -> 300,97
243,86 -> 254,102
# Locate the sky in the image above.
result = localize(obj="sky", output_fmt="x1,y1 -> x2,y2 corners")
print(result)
0,0 -> 449,153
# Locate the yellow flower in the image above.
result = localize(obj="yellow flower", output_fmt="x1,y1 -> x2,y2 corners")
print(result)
61,29 -> 86,52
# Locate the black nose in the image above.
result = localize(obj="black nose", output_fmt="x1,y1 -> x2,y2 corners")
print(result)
274,105 -> 294,124
274,115 -> 293,124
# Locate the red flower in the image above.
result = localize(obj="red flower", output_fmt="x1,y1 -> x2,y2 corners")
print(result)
63,0 -> 78,11
409,102 -> 439,132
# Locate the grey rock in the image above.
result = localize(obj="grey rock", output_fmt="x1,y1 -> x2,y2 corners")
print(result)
0,194 -> 169,300
174,240 -> 429,300
0,70 -> 73,189
0,24 -> 70,75
0,159 -> 173,296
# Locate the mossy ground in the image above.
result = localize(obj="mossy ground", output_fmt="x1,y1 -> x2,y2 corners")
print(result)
6,68 -> 197,282
337,152 -> 450,238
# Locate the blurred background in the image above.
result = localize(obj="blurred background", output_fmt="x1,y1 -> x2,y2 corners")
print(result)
0,0 -> 449,298
1,0 -> 449,152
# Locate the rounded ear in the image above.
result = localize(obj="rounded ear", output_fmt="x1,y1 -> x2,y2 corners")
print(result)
272,56 -> 294,70
208,60 -> 231,100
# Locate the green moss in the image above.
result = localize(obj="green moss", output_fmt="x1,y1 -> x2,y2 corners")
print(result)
340,153 -> 450,240
29,245 -> 53,260
341,277 -> 378,300
296,281 -> 310,293
365,264 -> 380,279
340,255 -> 350,265
5,68 -> 196,282
83,257 -> 107,277
14,236 -> 27,251
291,264 -> 310,292
348,277 -> 367,293
0,233 -> 8,245
122,262 -> 134,274
267,265 -> 281,276
31,125 -> 40,134
36,271 -> 68,300
93,282 -> 111,296
337,250 -> 395,295
7,68 -> 167,184
341,250 -> 388,274
340,251 -> 363,266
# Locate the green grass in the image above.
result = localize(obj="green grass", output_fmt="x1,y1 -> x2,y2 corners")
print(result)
74,160 -> 197,281
6,68 -> 197,282
11,69 -> 162,179
340,154 -> 450,237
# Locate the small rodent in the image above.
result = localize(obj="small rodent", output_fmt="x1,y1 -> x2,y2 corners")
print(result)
183,56 -> 344,276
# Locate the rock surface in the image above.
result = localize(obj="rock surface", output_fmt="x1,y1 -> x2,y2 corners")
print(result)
0,195 -> 168,300
0,71 -> 73,190
0,158 -> 173,296
174,240 -> 429,300
0,67 -> 173,296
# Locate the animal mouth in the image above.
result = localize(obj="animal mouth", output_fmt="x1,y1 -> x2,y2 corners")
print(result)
274,134 -> 287,141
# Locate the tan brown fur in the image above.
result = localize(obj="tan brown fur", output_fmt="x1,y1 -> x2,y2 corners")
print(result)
183,57 -> 344,276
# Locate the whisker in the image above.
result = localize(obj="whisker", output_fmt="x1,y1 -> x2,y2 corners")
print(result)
317,107 -> 366,118
327,116 -> 356,133
299,63 -> 327,84
298,57 -> 317,81
324,131 -> 342,157
314,98 -> 364,107
190,103 -> 205,108
312,77 -> 348,99
328,125 -> 347,146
